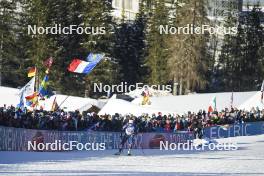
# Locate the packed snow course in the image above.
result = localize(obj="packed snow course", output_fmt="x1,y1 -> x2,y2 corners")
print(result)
0,134 -> 263,176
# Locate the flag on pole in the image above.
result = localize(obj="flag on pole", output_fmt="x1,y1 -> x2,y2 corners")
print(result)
25,92 -> 38,107
51,97 -> 59,111
18,76 -> 35,97
208,96 -> 217,113
261,80 -> 264,103
44,57 -> 53,68
44,57 -> 53,74
17,91 -> 25,109
68,57 -> 103,74
39,75 -> 49,97
18,76 -> 36,108
230,91 -> 234,108
28,67 -> 36,77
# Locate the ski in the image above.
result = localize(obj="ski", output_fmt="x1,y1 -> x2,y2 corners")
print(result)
114,152 -> 121,155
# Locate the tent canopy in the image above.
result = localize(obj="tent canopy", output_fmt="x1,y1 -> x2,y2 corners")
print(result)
99,91 -> 256,116
239,91 -> 264,111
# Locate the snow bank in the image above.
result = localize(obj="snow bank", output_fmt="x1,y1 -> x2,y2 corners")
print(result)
146,91 -> 256,114
0,86 -> 20,107
239,91 -> 264,110
0,86 -> 104,112
126,87 -> 171,98
0,85 -> 260,115
98,95 -> 173,116
38,95 -> 102,112
99,91 -> 256,115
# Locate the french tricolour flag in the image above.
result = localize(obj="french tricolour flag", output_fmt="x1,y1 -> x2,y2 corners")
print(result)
68,58 -> 99,74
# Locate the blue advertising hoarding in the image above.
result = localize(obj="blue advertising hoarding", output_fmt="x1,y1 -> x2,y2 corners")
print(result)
204,121 -> 264,139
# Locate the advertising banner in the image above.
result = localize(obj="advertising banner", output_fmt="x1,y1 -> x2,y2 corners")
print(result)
0,126 -> 193,151
204,122 -> 264,139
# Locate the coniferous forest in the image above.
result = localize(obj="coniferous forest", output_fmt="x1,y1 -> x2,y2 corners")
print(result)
0,0 -> 264,97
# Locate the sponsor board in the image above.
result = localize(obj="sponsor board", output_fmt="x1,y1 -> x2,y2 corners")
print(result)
204,122 -> 264,139
0,126 -> 193,151
1,122 -> 263,151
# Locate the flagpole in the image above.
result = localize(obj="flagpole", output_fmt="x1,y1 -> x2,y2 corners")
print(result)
33,66 -> 38,111
57,96 -> 70,111
34,66 -> 37,92
231,91 -> 233,109
35,66 -> 41,111
51,96 -> 57,111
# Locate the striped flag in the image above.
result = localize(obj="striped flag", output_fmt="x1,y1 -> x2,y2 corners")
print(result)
208,96 -> 216,113
44,57 -> 53,68
25,92 -> 38,107
44,57 -> 53,74
68,58 -> 102,74
39,75 -> 49,97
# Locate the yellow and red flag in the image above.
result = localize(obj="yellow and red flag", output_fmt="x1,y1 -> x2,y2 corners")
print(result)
28,67 -> 36,77
25,92 -> 38,107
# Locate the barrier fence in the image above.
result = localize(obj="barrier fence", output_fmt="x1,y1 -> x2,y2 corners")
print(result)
1,121 -> 264,151
203,121 -> 264,139
0,126 -> 193,151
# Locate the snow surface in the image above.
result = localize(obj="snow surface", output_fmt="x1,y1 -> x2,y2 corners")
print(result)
0,87 -> 21,108
126,87 -> 171,98
0,135 -> 264,176
1,85 -> 262,115
99,91 -> 256,115
98,95 -> 173,116
239,91 -> 264,110
0,86 -> 105,112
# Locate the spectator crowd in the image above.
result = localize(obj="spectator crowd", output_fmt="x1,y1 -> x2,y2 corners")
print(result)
0,104 -> 264,133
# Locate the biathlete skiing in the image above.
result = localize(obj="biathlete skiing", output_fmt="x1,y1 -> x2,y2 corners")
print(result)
115,119 -> 137,156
